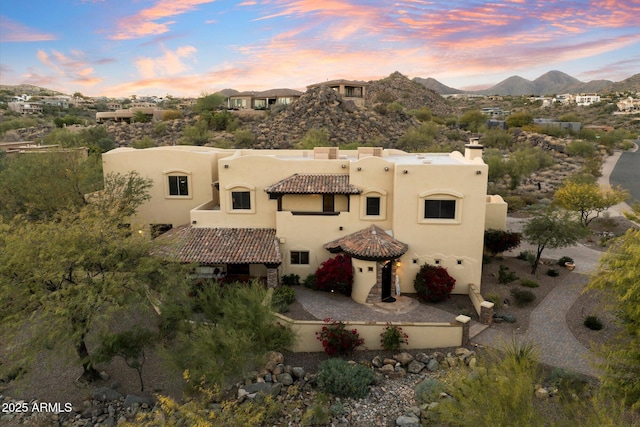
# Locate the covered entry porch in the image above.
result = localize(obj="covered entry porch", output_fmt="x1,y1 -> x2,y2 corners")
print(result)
324,225 -> 409,305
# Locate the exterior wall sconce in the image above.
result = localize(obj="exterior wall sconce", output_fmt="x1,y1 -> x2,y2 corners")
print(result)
224,164 -> 229,168
396,260 -> 402,267
341,164 -> 346,168
339,226 -> 343,230
403,170 -> 408,174
476,170 -> 482,175
192,220 -> 197,224
384,167 -> 389,171
357,167 -> 362,171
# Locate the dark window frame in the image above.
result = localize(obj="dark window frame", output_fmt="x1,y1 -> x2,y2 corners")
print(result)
232,191 -> 251,210
168,175 -> 189,196
365,196 -> 381,216
424,199 -> 456,219
290,251 -> 310,265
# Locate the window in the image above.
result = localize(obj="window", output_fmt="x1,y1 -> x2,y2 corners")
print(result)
424,200 -> 456,219
323,194 -> 334,213
232,191 -> 251,210
168,175 -> 189,196
290,251 -> 309,265
366,197 -> 381,216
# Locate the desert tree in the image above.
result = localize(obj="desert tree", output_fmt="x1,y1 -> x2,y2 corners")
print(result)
587,228 -> 640,409
522,209 -> 588,275
554,181 -> 629,227
0,172 -> 160,382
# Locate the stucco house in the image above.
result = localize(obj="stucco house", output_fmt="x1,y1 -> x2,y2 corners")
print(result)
228,89 -> 303,110
306,80 -> 368,107
102,142 -> 506,306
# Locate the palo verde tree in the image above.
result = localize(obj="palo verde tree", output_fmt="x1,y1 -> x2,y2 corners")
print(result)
0,172 -> 159,382
522,209 -> 588,275
554,181 -> 629,227
587,228 -> 640,409
0,150 -> 102,221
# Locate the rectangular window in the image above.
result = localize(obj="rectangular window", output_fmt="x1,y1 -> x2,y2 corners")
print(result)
290,251 -> 309,265
232,191 -> 251,210
168,175 -> 188,196
366,196 -> 381,216
424,200 -> 456,219
323,194 -> 334,213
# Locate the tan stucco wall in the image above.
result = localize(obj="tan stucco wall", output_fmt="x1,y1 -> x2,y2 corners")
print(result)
102,146 -> 228,228
351,259 -> 377,304
485,195 -> 508,230
103,146 -> 500,297
277,315 -> 463,352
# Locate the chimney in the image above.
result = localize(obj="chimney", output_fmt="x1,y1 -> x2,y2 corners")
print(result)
464,138 -> 484,161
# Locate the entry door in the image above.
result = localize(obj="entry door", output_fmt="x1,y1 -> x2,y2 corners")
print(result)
323,194 -> 335,213
381,261 -> 396,302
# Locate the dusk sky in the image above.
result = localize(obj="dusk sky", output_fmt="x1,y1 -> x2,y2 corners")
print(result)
1,0 -> 639,98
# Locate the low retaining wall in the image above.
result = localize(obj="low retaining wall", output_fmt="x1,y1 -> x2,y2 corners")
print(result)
276,314 -> 467,352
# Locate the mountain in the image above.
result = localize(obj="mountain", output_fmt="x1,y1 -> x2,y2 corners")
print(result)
367,72 -> 453,116
412,77 -> 462,95
417,70 -> 620,96
603,73 -> 640,93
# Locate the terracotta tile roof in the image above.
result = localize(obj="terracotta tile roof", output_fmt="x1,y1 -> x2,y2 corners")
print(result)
324,225 -> 408,261
154,226 -> 281,265
265,174 -> 361,195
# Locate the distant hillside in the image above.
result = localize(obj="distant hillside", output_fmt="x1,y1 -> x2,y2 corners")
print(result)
412,77 -> 462,95
0,84 -> 67,96
366,72 -> 453,116
416,70 -> 623,96
603,73 -> 640,93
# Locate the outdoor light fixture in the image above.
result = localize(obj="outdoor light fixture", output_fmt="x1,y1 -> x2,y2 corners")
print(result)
384,167 -> 389,171
403,170 -> 408,174
341,164 -> 346,168
357,167 -> 362,171
224,164 -> 229,168
476,170 -> 482,175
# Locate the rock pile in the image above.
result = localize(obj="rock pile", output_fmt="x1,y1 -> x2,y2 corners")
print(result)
366,71 -> 454,116
247,85 -> 421,148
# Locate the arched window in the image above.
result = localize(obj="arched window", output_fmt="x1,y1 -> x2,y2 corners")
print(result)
163,169 -> 192,199
418,190 -> 463,224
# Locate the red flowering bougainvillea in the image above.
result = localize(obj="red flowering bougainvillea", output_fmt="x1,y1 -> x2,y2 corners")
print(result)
315,318 -> 365,356
315,254 -> 353,296
414,264 -> 456,303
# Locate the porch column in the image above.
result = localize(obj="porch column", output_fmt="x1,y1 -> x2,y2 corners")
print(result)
265,264 -> 280,288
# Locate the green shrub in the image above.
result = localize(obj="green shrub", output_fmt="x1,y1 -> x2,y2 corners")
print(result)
510,288 -> 536,306
303,273 -> 316,289
484,293 -> 503,310
503,196 -> 526,212
498,265 -> 518,284
271,286 -> 295,313
546,268 -> 560,277
380,323 -> 409,352
520,279 -> 539,288
415,378 -> 445,404
234,129 -> 255,148
583,315 -> 603,330
282,274 -> 300,286
545,368 -> 590,400
558,256 -> 574,266
316,359 -> 375,399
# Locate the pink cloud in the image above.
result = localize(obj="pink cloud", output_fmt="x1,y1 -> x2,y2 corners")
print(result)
135,45 -> 198,79
34,49 -> 104,88
0,16 -> 57,42
109,0 -> 216,40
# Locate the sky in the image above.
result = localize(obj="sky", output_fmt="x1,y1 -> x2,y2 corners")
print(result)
1,0 -> 639,98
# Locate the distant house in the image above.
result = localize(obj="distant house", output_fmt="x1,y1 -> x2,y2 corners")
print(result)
575,94 -> 601,106
307,79 -> 368,107
228,89 -> 303,110
8,101 -> 43,115
533,118 -> 581,132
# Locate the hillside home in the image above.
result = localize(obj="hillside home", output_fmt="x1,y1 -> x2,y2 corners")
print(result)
228,89 -> 303,110
8,101 -> 43,115
103,143 -> 506,305
307,80 -> 368,107
575,93 -> 601,106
